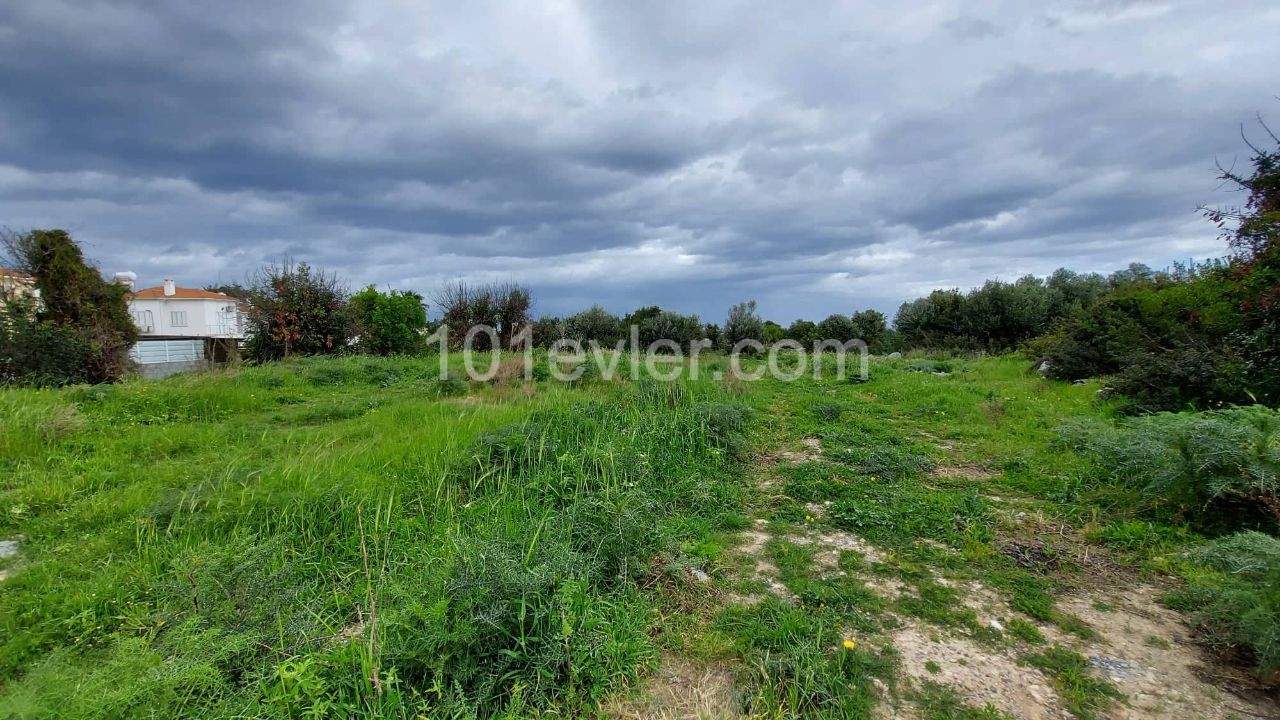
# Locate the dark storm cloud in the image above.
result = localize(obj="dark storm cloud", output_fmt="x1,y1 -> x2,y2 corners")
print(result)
0,0 -> 1276,322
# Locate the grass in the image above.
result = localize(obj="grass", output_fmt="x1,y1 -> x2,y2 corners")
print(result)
0,354 -> 750,718
0,351 -> 1268,719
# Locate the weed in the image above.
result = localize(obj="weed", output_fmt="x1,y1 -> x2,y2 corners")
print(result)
1023,647 -> 1122,720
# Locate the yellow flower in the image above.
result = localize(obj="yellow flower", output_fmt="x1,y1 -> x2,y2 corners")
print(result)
842,639 -> 857,650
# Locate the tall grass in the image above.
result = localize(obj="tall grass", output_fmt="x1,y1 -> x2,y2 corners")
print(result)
0,356 -> 749,718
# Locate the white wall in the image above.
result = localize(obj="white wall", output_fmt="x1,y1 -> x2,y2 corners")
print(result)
129,298 -> 243,338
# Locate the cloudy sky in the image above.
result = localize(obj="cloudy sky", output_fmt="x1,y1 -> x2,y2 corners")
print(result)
0,1 -> 1276,322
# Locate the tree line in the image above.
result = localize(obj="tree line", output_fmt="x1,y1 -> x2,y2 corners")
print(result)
3,112 -> 1276,413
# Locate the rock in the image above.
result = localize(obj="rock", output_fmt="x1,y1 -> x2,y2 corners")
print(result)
0,539 -> 18,559
887,352 -> 902,359
688,567 -> 711,583
1072,379 -> 1088,385
933,371 -> 951,377
1036,361 -> 1051,377
989,619 -> 1004,632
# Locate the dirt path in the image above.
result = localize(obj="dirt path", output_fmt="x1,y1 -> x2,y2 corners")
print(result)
610,429 -> 1280,720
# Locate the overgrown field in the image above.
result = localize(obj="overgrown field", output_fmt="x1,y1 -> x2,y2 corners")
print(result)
2,354 -> 1278,719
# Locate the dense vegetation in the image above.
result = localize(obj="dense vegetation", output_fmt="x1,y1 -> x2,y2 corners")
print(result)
0,230 -> 138,386
0,355 -> 750,717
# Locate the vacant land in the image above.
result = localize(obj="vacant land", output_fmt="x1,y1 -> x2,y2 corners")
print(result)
1,354 -> 1276,719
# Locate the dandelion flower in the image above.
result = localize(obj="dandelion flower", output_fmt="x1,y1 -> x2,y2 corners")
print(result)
842,639 -> 857,650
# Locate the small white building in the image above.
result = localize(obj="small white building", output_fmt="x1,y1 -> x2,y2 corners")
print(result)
126,279 -> 248,378
0,267 -> 37,302
129,279 -> 245,338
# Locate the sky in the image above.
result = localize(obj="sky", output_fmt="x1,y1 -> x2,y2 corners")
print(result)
0,1 -> 1277,323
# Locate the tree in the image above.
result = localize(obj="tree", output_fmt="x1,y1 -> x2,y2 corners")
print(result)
2,229 -> 138,384
204,283 -> 251,300
762,320 -> 785,344
1208,115 -> 1280,401
849,309 -> 887,351
433,281 -> 532,350
622,305 -> 663,329
785,319 -> 820,346
564,305 -> 622,346
351,286 -> 427,355
244,261 -> 354,361
723,300 -> 764,351
638,310 -> 703,351
816,313 -> 856,343
531,316 -> 565,348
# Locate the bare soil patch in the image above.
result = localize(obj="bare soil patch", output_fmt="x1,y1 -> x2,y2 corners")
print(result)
891,621 -> 1070,720
1059,587 -> 1279,720
604,656 -> 745,720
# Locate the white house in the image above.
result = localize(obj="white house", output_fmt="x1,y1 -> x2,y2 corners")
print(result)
128,279 -> 246,338
126,278 -> 247,377
0,267 -> 37,302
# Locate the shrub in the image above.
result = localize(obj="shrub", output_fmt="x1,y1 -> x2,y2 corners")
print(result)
563,305 -> 622,347
637,310 -> 703,351
1,229 -> 138,384
350,285 -> 427,355
1060,406 -> 1280,530
0,298 -> 93,386
1167,531 -> 1280,676
244,261 -> 354,362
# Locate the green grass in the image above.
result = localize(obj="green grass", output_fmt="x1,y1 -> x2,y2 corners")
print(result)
1022,647 -> 1123,720
0,354 -> 750,718
1,352 -> 1267,718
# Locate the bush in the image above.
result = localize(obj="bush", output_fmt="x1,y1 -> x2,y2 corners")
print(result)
637,310 -> 703,351
350,285 -> 427,355
1060,406 -> 1280,530
1,229 -> 138,384
563,305 -> 622,347
244,261 -> 354,362
0,298 -> 93,386
1168,531 -> 1280,676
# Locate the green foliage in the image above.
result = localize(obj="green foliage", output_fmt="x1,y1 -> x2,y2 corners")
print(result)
816,314 -> 856,344
850,309 -> 889,352
1033,261 -> 1251,412
350,286 -> 428,355
722,300 -> 764,352
895,272 -> 1109,353
912,681 -> 1014,720
0,356 -> 748,718
563,305 -> 622,346
1,229 -> 138,384
0,296 -> 93,387
1022,647 -> 1122,720
637,309 -> 704,351
785,319 -> 820,347
244,261 -> 354,362
717,599 -> 893,718
1060,406 -> 1280,530
1167,531 -> 1280,675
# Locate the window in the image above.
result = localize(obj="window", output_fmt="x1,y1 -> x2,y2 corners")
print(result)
132,310 -> 154,332
170,310 -> 188,327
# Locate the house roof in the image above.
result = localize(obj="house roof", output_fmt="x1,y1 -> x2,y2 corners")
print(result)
131,286 -> 238,300
0,267 -> 33,281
